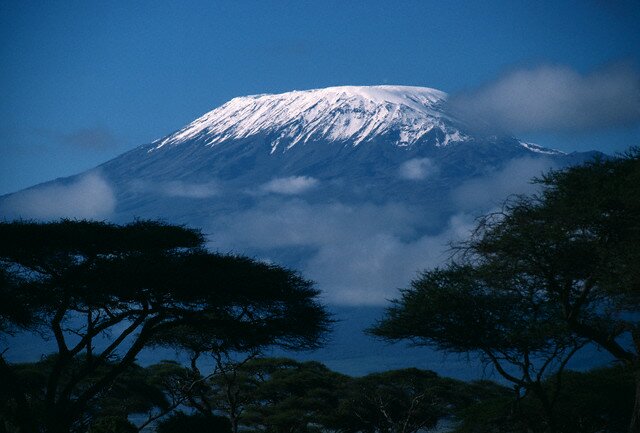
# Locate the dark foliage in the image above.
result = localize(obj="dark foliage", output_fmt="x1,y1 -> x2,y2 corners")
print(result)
0,220 -> 330,433
455,366 -> 635,433
156,412 -> 231,433
329,368 -> 455,433
371,149 -> 640,432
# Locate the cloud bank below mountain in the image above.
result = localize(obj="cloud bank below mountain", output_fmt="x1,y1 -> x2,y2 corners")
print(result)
201,156 -> 558,305
0,172 -> 115,220
0,155 -> 561,305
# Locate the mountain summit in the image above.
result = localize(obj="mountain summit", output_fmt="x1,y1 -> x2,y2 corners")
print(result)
152,85 -> 465,152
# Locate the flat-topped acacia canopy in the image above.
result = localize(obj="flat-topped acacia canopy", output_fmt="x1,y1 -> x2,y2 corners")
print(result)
0,220 -> 330,433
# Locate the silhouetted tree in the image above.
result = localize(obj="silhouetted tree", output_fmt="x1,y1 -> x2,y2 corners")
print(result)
329,368 -> 458,433
155,411 -> 231,433
454,366 -> 635,433
0,220 -> 330,433
462,149 -> 640,431
241,358 -> 348,433
372,150 -> 640,432
180,357 -> 346,433
370,265 -> 585,432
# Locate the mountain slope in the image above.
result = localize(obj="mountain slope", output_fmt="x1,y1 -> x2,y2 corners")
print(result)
0,84 -> 600,297
0,85 -> 606,376
0,85 -> 596,297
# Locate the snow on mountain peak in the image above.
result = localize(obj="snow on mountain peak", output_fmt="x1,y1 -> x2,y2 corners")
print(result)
152,85 -> 467,153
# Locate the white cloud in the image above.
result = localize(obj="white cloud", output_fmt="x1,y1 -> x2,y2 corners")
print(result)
303,213 -> 476,305
162,180 -> 219,198
210,200 -> 419,250
203,156 -> 559,306
260,176 -> 319,195
0,172 -> 116,220
206,198 -> 474,305
451,157 -> 557,211
59,126 -> 119,150
129,179 -> 219,198
399,158 -> 439,180
450,63 -> 640,134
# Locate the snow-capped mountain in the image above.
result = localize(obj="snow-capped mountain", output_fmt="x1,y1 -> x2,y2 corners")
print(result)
149,85 -> 567,157
153,86 -> 466,151
0,84 -> 595,301
0,85 -> 602,376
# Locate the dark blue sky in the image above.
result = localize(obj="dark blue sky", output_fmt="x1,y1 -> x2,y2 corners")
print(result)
1,0 -> 639,194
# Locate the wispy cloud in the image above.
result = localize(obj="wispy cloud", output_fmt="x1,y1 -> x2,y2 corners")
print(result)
211,200 -> 418,250
129,179 -> 220,198
449,63 -> 640,134
205,156 -> 560,305
260,176 -> 319,195
58,127 -> 119,150
303,213 -> 476,305
163,181 -> 219,198
451,157 -> 557,210
206,198 -> 474,305
398,158 -> 439,180
0,172 -> 116,220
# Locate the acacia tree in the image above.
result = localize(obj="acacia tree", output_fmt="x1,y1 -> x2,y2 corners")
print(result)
372,149 -> 640,432
329,368 -> 460,433
4,358 -> 189,433
180,357 -> 347,433
370,265 -> 585,432
180,349 -> 265,433
465,149 -> 640,432
241,358 -> 348,433
0,220 -> 330,433
0,265 -> 40,433
151,291 -> 332,432
455,366 -> 636,433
